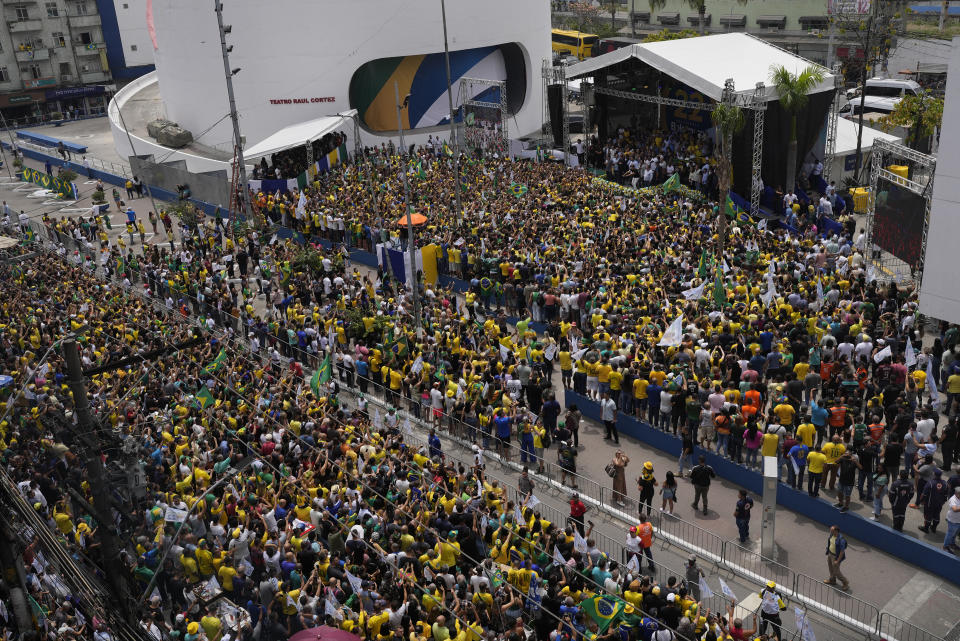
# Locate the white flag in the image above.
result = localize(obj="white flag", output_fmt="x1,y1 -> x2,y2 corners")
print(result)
164,507 -> 188,523
681,281 -> 707,300
410,355 -> 423,374
345,569 -> 363,595
573,529 -> 588,553
403,417 -> 414,436
698,576 -> 715,599
927,357 -> 940,409
515,504 -> 524,523
500,344 -> 510,361
721,258 -> 731,274
553,545 -> 566,566
544,344 -> 558,361
626,554 -> 640,575
570,336 -> 579,353
905,337 -> 917,368
658,315 -> 684,347
758,217 -> 768,231
761,284 -> 776,309
296,191 -> 307,219
795,607 -> 817,641
816,278 -> 824,303
572,348 -> 587,361
526,495 -> 541,509
873,345 -> 892,363
326,598 -> 343,621
718,577 -> 737,601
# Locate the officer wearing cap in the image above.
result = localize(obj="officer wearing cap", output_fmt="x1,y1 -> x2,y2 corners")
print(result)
758,580 -> 786,641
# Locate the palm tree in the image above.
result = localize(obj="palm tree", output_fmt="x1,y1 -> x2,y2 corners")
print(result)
768,64 -> 826,194
711,102 -> 744,256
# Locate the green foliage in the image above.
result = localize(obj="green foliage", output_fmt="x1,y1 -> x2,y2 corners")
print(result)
768,64 -> 827,136
878,90 -> 943,148
643,28 -> 698,42
91,188 -> 106,204
291,246 -> 324,277
168,202 -> 200,228
59,169 -> 78,183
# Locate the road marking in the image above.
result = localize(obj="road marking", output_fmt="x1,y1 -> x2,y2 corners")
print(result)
881,572 -> 941,621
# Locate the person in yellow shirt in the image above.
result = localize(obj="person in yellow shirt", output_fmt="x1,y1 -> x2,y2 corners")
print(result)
796,415 -> 816,448
558,348 -> 573,388
772,402 -> 796,428
821,436 -> 846,492
632,374 -> 649,418
807,448 -> 827,497
608,365 -> 623,397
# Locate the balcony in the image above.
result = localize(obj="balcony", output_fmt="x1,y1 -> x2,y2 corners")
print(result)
80,70 -> 110,83
15,47 -> 49,62
68,13 -> 100,27
74,42 -> 104,56
7,19 -> 43,32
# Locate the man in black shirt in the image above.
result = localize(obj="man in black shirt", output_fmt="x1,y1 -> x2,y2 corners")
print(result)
659,593 -> 682,630
882,436 -> 904,482
689,456 -> 716,515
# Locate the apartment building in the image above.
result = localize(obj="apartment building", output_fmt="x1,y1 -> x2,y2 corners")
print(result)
0,0 -> 112,126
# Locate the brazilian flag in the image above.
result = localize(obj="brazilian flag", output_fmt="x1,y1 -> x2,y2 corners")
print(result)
195,385 -> 215,410
509,182 -> 528,198
202,348 -> 227,377
442,141 -> 453,157
417,162 -> 427,180
22,229 -> 35,244
581,595 -> 623,632
661,173 -> 681,194
311,354 -> 333,397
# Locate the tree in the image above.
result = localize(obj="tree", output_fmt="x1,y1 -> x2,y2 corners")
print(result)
711,102 -> 744,255
643,28 -> 699,41
569,0 -> 601,32
768,64 -> 826,192
878,90 -> 943,150
604,0 -> 619,31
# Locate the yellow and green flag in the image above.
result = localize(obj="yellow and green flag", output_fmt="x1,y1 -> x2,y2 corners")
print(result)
581,595 -> 623,632
195,385 -> 215,409
202,348 -> 227,376
662,173 -> 681,193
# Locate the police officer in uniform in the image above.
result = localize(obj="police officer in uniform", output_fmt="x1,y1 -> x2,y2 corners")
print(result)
888,470 -> 915,531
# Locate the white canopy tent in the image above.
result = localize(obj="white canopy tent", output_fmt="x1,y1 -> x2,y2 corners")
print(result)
566,33 -> 835,102
240,109 -> 357,160
831,117 -> 901,182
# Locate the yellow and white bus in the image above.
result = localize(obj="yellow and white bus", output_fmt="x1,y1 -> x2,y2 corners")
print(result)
551,29 -> 599,60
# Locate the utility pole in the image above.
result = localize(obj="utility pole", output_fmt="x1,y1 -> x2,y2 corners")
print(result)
63,339 -> 135,624
394,81 -> 421,338
215,0 -> 253,225
440,0 -> 464,225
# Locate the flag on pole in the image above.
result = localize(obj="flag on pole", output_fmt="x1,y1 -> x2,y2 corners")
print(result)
757,217 -> 768,231
417,162 -> 427,179
816,277 -> 824,304
195,385 -> 215,410
581,595 -> 623,632
202,348 -> 228,376
662,173 -> 681,193
698,577 -> 715,599
873,345 -> 892,363
697,249 -> 710,279
311,355 -> 332,397
927,356 -> 940,409
905,337 -> 917,368
658,315 -> 684,347
553,545 -> 566,566
721,258 -> 731,274
442,141 -> 453,157
713,273 -> 726,307
682,281 -> 707,300
296,191 -> 307,219
718,577 -> 737,601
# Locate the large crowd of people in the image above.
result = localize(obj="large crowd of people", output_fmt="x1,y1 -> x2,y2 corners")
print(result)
1,121 -> 959,641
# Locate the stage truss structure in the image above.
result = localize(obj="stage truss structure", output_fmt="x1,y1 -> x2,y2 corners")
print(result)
541,60 -> 571,166
546,58 -> 769,214
864,138 -> 936,287
458,76 -> 508,156
821,63 -> 844,186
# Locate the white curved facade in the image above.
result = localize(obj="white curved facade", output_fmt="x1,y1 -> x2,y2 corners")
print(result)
143,0 -> 549,153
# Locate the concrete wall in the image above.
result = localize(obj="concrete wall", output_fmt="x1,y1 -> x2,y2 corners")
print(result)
129,155 -> 230,210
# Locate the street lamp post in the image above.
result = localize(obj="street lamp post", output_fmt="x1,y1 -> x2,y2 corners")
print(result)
440,0 -> 464,225
393,81 -> 421,338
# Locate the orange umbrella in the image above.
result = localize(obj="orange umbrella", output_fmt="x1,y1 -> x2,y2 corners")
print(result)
397,213 -> 427,226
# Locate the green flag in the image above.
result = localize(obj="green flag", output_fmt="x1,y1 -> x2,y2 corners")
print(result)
442,141 -> 453,157
195,385 -> 215,410
581,595 -> 623,633
662,172 -> 681,193
509,182 -> 528,198
697,249 -> 710,279
714,273 -> 726,308
724,195 -> 738,219
317,354 -> 333,390
202,348 -> 228,376
417,162 -> 427,180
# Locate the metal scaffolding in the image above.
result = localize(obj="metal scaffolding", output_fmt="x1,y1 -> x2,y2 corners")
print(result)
459,76 -> 508,156
749,82 -> 766,217
821,63 -> 843,186
541,61 -> 571,165
864,138 -> 936,286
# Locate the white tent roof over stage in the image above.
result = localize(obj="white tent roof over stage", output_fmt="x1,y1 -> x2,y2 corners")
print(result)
834,117 -> 901,156
240,109 -> 357,160
566,33 -> 835,103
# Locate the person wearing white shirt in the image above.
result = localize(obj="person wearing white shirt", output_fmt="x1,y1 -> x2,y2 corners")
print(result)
944,487 -> 960,551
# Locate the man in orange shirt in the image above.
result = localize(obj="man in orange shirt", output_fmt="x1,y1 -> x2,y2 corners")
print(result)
635,516 -> 655,572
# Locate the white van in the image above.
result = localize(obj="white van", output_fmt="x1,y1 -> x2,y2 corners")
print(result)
842,77 -> 921,115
